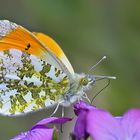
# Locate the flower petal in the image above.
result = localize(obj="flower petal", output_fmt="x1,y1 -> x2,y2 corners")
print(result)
32,117 -> 72,130
74,101 -> 96,116
86,108 -> 124,140
11,131 -> 29,140
12,126 -> 53,140
12,117 -> 72,140
29,126 -> 54,140
74,109 -> 89,139
73,101 -> 99,139
121,109 -> 140,140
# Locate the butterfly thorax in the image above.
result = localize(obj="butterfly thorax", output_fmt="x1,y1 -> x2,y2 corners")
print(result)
61,73 -> 96,106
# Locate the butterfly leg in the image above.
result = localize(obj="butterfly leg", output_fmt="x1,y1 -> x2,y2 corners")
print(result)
50,103 -> 60,117
60,106 -> 65,133
61,106 -> 64,117
82,93 -> 91,103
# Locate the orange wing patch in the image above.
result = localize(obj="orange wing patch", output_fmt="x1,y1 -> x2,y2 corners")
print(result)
0,27 -> 46,59
33,32 -> 63,58
0,20 -> 61,70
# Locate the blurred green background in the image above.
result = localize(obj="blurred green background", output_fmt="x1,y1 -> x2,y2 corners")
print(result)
0,0 -> 140,139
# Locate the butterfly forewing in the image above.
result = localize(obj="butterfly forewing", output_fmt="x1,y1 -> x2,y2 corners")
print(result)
0,20 -> 74,78
0,49 -> 70,116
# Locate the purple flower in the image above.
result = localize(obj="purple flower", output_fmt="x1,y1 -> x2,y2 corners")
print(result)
73,101 -> 140,140
12,117 -> 72,140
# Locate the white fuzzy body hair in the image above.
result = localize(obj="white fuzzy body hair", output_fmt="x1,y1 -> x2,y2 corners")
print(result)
60,73 -> 95,106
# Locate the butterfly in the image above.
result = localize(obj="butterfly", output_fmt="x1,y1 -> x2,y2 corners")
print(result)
0,20 -> 116,116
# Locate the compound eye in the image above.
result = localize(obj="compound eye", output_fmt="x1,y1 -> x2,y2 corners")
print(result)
80,78 -> 89,86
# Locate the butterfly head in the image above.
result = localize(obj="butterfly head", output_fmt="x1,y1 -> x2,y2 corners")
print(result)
80,74 -> 95,86
77,74 -> 96,91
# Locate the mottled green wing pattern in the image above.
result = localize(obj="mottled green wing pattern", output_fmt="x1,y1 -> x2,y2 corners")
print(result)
0,49 -> 69,116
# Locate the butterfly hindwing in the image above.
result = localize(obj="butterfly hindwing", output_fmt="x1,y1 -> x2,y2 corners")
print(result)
0,49 -> 70,116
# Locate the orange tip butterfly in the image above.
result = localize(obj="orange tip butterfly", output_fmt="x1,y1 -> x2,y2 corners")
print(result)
0,20 -> 116,116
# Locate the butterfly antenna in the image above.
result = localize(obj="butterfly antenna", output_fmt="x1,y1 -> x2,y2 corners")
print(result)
91,79 -> 111,104
88,56 -> 107,74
